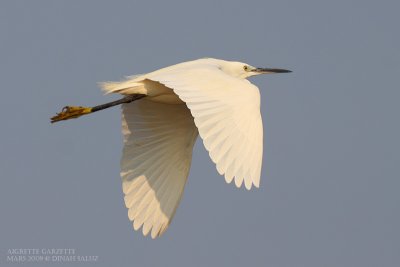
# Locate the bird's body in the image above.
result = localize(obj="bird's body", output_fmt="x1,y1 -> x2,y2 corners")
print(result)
51,58 -> 291,239
101,58 -> 249,104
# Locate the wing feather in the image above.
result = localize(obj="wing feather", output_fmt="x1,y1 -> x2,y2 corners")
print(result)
144,66 -> 263,189
121,99 -> 198,238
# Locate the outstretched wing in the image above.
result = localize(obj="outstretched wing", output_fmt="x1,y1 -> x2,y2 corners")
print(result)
121,99 -> 198,239
144,65 -> 263,189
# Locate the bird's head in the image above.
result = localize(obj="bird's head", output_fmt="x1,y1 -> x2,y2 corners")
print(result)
217,60 -> 292,79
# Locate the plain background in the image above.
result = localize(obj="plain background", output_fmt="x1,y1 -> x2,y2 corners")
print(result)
1,1 -> 399,266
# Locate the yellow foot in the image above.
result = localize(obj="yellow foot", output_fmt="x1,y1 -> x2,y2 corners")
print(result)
51,106 -> 92,123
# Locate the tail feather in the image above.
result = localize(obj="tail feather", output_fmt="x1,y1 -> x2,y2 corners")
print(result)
98,81 -> 124,94
98,75 -> 145,95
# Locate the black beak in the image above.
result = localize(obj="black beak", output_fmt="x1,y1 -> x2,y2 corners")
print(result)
254,67 -> 292,74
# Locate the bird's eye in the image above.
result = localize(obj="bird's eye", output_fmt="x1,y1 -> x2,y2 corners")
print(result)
243,65 -> 249,71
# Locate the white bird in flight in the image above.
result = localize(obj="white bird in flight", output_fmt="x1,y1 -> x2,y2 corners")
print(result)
51,58 -> 291,239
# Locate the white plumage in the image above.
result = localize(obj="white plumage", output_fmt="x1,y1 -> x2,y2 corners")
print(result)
121,100 -> 197,238
97,58 -> 290,238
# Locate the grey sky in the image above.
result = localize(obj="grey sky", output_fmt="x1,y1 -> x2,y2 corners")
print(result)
1,1 -> 399,266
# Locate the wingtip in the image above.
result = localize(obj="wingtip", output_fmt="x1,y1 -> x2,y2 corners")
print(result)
234,177 -> 244,188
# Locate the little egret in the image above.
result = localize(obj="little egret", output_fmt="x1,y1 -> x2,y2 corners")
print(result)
51,58 -> 291,238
